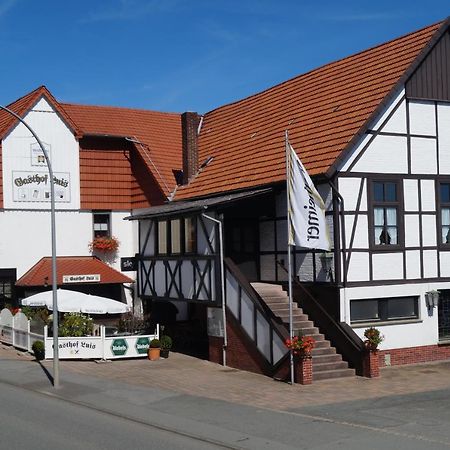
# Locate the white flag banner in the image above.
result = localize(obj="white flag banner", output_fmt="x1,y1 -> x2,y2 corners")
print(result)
287,142 -> 331,250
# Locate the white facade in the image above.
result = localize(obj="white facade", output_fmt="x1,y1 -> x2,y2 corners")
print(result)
334,87 -> 450,350
254,87 -> 450,352
0,98 -> 137,283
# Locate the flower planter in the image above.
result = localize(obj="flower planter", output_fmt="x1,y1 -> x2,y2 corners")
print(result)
363,350 -> 380,378
89,236 -> 120,252
34,350 -> 45,361
160,349 -> 170,358
294,354 -> 313,385
148,347 -> 160,361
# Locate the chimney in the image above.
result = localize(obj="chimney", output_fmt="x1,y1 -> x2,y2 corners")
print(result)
181,112 -> 201,185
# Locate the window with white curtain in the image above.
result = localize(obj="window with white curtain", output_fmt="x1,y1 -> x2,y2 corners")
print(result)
372,181 -> 400,246
440,183 -> 450,244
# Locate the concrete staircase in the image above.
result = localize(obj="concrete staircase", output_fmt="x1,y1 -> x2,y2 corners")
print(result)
251,282 -> 355,382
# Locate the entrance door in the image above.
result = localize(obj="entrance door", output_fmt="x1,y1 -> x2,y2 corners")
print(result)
438,290 -> 450,340
225,219 -> 259,281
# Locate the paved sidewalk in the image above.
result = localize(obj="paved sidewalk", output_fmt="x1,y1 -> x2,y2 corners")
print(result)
2,343 -> 450,411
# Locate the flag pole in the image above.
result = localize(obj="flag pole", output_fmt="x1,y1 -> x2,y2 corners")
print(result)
285,130 -> 294,385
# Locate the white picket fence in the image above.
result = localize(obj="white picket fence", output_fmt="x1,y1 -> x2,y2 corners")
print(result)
0,308 -> 159,360
0,308 -> 44,352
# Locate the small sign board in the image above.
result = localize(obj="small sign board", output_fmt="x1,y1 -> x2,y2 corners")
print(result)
135,337 -> 150,354
111,338 -> 128,356
62,274 -> 101,284
121,257 -> 137,272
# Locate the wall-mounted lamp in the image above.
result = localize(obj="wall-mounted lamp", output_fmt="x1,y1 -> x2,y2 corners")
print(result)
425,290 -> 439,309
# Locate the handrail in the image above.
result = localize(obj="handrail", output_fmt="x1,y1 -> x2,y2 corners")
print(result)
224,258 -> 289,370
225,258 -> 289,340
277,261 -> 365,374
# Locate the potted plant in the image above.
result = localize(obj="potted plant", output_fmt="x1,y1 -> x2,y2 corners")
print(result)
363,327 -> 384,378
32,340 -> 45,361
148,338 -> 161,361
285,334 -> 316,358
160,335 -> 172,358
364,327 -> 384,351
89,236 -> 120,252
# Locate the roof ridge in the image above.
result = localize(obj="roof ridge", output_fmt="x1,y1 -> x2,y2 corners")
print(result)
61,101 -> 181,117
4,85 -> 46,109
203,20 -> 443,117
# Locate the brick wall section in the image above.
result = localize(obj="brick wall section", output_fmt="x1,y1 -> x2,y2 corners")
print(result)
208,312 -> 295,382
363,351 -> 380,377
379,344 -> 450,367
209,313 -> 271,375
296,357 -> 313,385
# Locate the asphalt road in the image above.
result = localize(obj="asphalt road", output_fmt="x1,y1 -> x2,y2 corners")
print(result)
0,382 -> 229,450
2,358 -> 450,449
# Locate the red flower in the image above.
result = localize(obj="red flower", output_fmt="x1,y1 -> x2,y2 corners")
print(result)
89,236 -> 120,252
285,335 -> 315,356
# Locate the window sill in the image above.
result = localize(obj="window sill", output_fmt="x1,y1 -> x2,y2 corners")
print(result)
352,318 -> 422,328
438,339 -> 450,346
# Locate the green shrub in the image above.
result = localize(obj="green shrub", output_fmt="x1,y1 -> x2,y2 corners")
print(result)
32,340 -> 45,360
59,313 -> 93,337
32,340 -> 45,352
149,338 -> 161,348
160,335 -> 172,350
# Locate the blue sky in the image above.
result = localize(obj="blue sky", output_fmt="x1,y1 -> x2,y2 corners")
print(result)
0,1 -> 448,114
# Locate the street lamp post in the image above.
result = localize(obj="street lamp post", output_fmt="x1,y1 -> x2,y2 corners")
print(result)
0,105 -> 60,388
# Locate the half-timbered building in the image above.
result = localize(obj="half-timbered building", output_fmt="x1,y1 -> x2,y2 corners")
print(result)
132,18 -> 450,380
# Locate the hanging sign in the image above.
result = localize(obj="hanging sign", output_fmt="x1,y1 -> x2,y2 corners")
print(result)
62,274 -> 101,284
121,257 -> 137,272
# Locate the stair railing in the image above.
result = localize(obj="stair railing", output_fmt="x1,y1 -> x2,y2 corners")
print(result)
277,261 -> 365,375
224,258 -> 289,370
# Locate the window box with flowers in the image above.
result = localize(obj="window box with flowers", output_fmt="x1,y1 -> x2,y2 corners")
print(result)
285,335 -> 316,384
89,236 -> 120,252
285,335 -> 316,358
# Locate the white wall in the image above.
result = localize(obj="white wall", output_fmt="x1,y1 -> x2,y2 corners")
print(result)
0,96 -> 137,280
341,283 -> 440,350
2,98 -> 80,210
0,210 -> 136,277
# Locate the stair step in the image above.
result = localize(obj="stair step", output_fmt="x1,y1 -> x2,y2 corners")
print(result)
313,368 -> 355,381
312,340 -> 332,349
312,353 -> 342,364
271,311 -> 305,319
251,285 -> 284,294
277,314 -> 314,328
259,292 -> 289,303
293,326 -> 319,335
269,303 -> 301,311
252,282 -> 355,383
313,361 -> 349,372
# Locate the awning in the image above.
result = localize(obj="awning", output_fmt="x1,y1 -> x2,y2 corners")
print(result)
22,289 -> 130,314
127,187 -> 273,221
16,256 -> 133,287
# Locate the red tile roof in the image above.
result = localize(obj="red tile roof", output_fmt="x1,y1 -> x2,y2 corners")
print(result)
0,86 -> 80,139
61,103 -> 182,197
174,20 -> 445,200
16,256 -> 133,287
